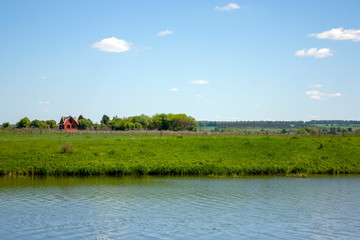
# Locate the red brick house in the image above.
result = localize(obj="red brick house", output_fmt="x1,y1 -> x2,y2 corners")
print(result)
59,115 -> 79,131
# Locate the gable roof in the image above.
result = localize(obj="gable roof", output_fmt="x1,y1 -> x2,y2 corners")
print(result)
59,115 -> 79,125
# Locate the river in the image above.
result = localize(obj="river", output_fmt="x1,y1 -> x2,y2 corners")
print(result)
0,176 -> 359,239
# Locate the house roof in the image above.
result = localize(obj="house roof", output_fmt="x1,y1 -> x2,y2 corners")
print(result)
59,115 -> 79,125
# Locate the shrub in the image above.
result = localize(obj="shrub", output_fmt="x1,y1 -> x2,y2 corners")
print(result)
1,122 -> 11,129
60,142 -> 75,153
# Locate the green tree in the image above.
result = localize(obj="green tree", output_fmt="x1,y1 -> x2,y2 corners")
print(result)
150,114 -> 171,130
78,115 -> 84,120
108,117 -> 122,130
78,118 -> 93,130
321,128 -> 329,134
101,115 -> 110,125
169,114 -> 198,131
131,114 -> 150,129
281,129 -> 287,134
1,122 -> 11,129
307,127 -> 319,135
30,119 -> 40,128
46,120 -> 57,129
297,128 -> 309,135
16,117 -> 31,128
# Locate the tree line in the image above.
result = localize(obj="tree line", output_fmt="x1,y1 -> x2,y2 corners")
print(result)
1,117 -> 57,129
199,120 -> 360,129
1,113 -> 199,132
100,113 -> 198,131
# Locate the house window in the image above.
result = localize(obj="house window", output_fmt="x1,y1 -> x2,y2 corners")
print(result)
67,125 -> 70,129
72,125 -> 75,129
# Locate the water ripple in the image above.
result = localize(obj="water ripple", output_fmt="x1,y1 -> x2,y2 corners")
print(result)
1,176 -> 360,239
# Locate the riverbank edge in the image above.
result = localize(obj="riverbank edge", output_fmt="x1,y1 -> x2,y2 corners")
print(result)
1,133 -> 360,177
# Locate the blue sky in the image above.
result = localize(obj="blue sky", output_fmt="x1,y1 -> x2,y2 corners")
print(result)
1,0 -> 359,124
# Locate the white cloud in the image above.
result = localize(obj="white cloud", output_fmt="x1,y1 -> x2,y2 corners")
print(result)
306,90 -> 341,100
169,88 -> 179,92
309,115 -> 320,119
38,100 -> 50,105
196,94 -> 204,98
295,48 -> 333,58
92,37 -> 131,53
208,101 -> 216,104
309,28 -> 360,42
310,84 -> 323,88
37,76 -> 47,80
157,30 -> 174,36
191,80 -> 209,84
215,3 -> 240,11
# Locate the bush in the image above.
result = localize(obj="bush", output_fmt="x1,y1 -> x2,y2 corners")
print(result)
297,128 -> 308,135
60,143 -> 75,153
1,122 -> 11,129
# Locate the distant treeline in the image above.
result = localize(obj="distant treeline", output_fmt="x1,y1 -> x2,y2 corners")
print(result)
2,117 -> 360,134
1,113 -> 199,132
199,120 -> 360,130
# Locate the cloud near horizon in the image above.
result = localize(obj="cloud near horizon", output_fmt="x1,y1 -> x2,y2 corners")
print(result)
169,88 -> 179,92
295,48 -> 333,58
310,84 -> 323,88
215,3 -> 240,11
309,115 -> 320,119
191,80 -> 209,84
309,28 -> 360,42
306,90 -> 341,100
157,30 -> 174,36
92,37 -> 132,53
38,100 -> 50,105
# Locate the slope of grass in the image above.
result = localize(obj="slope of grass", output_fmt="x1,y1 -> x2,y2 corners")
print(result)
0,132 -> 359,176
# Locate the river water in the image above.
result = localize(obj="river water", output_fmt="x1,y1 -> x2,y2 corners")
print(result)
0,176 -> 359,239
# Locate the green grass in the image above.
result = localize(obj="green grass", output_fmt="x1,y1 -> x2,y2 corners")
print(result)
0,132 -> 359,176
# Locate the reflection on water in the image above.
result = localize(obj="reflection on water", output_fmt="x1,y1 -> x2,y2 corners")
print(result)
1,176 -> 360,239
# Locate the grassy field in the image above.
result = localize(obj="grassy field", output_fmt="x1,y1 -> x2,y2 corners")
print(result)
0,132 -> 359,176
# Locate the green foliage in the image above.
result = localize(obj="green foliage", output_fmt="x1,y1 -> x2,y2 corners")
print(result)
16,117 -> 31,128
101,115 -> 110,125
307,127 -> 319,135
131,114 -> 150,129
26,119 -> 57,129
30,119 -> 40,128
150,113 -> 198,131
199,120 -> 360,134
107,113 -> 198,131
151,113 -> 171,130
1,122 -> 11,129
169,113 -> 199,131
46,120 -> 57,129
78,118 -> 93,130
0,133 -> 359,176
60,142 -> 74,153
297,128 -> 309,135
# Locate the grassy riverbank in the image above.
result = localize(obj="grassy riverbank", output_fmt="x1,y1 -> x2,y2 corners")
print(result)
0,132 -> 359,176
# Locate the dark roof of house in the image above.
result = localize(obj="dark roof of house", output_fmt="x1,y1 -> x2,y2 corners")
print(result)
59,115 -> 79,125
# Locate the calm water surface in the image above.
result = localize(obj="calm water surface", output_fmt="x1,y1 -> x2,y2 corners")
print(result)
0,176 -> 359,239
